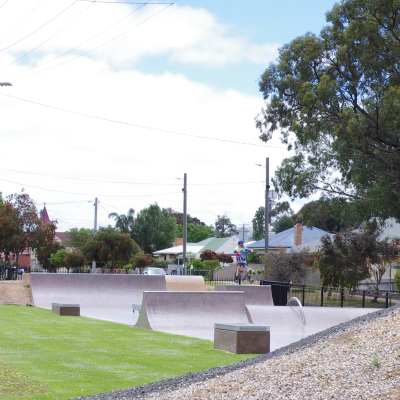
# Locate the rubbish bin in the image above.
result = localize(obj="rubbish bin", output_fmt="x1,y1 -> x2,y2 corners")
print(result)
260,280 -> 289,306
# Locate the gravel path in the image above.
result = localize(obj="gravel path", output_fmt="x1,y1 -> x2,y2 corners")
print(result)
74,305 -> 400,400
0,281 -> 34,306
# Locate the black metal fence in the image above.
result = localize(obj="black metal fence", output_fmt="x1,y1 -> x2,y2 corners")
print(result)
260,280 -> 399,308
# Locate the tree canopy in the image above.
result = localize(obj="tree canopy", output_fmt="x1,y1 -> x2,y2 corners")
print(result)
272,215 -> 295,234
132,203 -> 177,253
214,215 -> 238,238
256,0 -> 400,221
176,223 -> 215,243
108,208 -> 135,234
66,228 -> 94,250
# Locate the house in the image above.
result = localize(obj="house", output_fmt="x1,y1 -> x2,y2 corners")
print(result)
247,223 -> 330,253
153,236 -> 242,263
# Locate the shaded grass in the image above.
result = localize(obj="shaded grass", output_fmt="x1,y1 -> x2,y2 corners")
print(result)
0,305 -> 255,400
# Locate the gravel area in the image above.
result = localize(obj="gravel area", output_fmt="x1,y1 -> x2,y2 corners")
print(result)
0,281 -> 34,306
74,305 -> 400,400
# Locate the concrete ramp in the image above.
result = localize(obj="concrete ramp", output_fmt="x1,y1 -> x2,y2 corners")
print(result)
246,305 -> 375,351
165,276 -> 206,291
215,285 -> 274,306
135,291 -> 249,339
30,273 -> 167,309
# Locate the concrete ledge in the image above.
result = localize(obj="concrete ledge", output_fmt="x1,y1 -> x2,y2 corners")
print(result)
52,303 -> 80,316
214,323 -> 270,354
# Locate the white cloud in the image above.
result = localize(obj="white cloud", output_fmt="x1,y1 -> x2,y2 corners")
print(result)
0,2 -> 280,72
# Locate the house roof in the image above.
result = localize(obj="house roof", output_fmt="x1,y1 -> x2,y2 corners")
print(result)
247,226 -> 329,249
55,232 -> 70,243
40,206 -> 50,222
201,237 -> 231,252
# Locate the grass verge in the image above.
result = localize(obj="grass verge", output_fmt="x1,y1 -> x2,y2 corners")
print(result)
0,305 -> 255,400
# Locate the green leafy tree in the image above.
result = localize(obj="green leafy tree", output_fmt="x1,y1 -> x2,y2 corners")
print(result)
0,192 -> 56,277
394,270 -> 400,293
176,223 -> 215,242
265,248 -> 312,283
0,192 -> 3,204
108,208 -> 135,234
36,240 -> 64,272
131,251 -> 155,272
247,251 -> 263,264
273,215 -> 295,234
312,228 -> 382,289
132,203 -> 176,253
252,206 -> 265,241
82,227 -> 136,269
65,228 -> 94,250
49,249 -> 69,271
64,249 -> 86,270
256,0 -> 400,221
187,258 -> 205,272
214,215 -> 237,238
299,199 -> 362,233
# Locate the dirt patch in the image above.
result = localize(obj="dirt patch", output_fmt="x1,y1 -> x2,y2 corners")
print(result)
0,281 -> 34,306
205,285 -> 215,291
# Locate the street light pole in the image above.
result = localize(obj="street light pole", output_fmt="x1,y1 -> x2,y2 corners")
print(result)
183,173 -> 187,275
265,157 -> 270,255
92,197 -> 98,274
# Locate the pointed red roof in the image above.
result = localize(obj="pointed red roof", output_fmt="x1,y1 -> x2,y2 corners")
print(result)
41,206 -> 50,222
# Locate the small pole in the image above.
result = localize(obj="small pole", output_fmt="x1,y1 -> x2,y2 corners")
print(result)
302,284 -> 305,306
183,173 -> 187,275
340,287 -> 344,308
321,286 -> 324,307
362,290 -> 365,308
265,157 -> 269,254
92,197 -> 98,274
389,264 -> 392,307
385,292 -> 389,308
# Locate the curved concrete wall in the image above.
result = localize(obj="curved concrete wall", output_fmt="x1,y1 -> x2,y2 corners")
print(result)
215,285 -> 274,306
135,291 -> 249,331
165,276 -> 206,291
30,273 -> 167,309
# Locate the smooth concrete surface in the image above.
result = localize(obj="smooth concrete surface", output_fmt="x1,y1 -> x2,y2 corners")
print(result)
165,276 -> 206,291
134,291 -> 250,339
214,323 -> 270,332
214,328 -> 270,354
30,273 -> 167,309
246,305 -> 375,351
215,284 -> 274,306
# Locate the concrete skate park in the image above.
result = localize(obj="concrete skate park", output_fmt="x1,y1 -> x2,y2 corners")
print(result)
29,273 -> 374,352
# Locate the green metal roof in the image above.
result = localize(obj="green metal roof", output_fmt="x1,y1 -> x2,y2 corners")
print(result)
200,237 -> 231,252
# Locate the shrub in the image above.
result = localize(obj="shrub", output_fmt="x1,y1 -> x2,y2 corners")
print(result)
153,260 -> 172,269
200,250 -> 217,261
256,268 -> 264,275
247,252 -> 263,264
187,259 -> 205,271
204,260 -> 220,270
131,251 -> 155,271
217,253 -> 233,264
395,270 -> 400,293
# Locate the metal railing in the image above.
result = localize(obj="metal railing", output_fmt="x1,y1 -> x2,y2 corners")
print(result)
260,280 -> 399,309
287,297 -> 306,325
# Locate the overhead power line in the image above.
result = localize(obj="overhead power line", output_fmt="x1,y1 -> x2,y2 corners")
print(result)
10,0 -> 176,77
0,1 -> 78,52
0,0 -> 44,46
0,93 -> 287,149
1,0 -> 95,70
0,166 -> 265,186
0,178 -> 182,198
78,1 -> 174,3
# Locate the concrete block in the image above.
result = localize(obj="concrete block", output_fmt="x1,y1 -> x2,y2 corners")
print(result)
52,303 -> 80,316
214,323 -> 270,354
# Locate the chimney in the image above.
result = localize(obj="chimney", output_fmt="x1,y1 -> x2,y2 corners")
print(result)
294,223 -> 302,246
175,238 -> 183,247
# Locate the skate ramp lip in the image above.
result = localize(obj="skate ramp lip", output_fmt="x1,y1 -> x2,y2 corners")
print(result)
215,285 -> 274,306
30,273 -> 167,309
135,291 -> 249,332
165,276 -> 206,291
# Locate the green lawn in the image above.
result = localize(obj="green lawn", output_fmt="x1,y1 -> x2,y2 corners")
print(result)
0,305 -> 255,400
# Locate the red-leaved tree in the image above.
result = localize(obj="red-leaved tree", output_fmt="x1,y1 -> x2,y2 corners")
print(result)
217,253 -> 233,264
200,249 -> 217,261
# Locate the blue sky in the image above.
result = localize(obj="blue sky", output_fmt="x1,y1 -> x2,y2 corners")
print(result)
0,0 -> 339,231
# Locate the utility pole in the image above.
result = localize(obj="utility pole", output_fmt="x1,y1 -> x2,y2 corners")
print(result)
243,223 -> 245,243
265,157 -> 270,255
92,197 -> 98,274
183,173 -> 187,275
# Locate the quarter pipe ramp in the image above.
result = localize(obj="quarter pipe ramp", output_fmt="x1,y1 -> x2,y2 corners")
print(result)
135,291 -> 250,339
215,285 -> 273,306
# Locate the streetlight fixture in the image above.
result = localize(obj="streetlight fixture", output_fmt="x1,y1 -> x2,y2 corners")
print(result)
255,158 -> 270,255
0,82 -> 12,86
